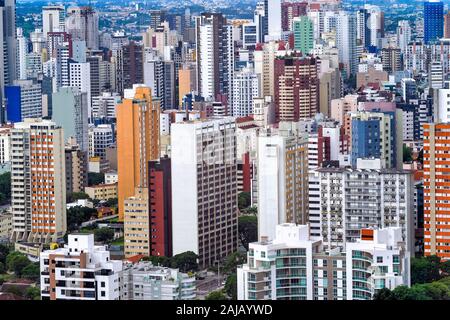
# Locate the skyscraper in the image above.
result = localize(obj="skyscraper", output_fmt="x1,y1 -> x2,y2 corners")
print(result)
42,5 -> 65,38
257,129 -> 309,241
424,0 -> 444,44
336,11 -> 357,77
424,123 -> 450,260
195,13 -> 234,102
65,6 -> 99,50
0,0 -> 17,123
292,16 -> 314,55
117,85 -> 160,222
274,54 -> 319,122
171,118 -> 238,268
10,119 -> 66,243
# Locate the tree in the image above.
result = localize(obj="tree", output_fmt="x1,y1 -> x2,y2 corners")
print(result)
222,251 -> 246,275
88,172 -> 105,186
6,252 -> 31,277
94,227 -> 115,243
205,290 -> 228,300
0,172 -> 11,205
411,255 -> 441,284
0,244 -> 10,265
4,285 -> 23,297
171,251 -> 198,272
225,273 -> 237,300
67,206 -> 97,231
105,198 -> 118,207
373,288 -> 395,300
238,215 -> 257,251
21,263 -> 40,281
25,286 -> 40,300
0,261 -> 5,274
441,260 -> 450,275
403,144 -> 413,162
67,192 -> 90,203
238,192 -> 251,210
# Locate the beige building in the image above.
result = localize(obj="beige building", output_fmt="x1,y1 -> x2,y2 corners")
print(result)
0,213 -> 12,239
124,187 -> 150,258
330,95 -> 358,125
356,67 -> 388,88
65,144 -> 88,194
319,68 -> 341,117
85,183 -> 118,200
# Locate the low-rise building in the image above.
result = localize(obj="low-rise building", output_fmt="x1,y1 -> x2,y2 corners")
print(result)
40,234 -> 122,300
121,261 -> 196,300
105,171 -> 118,184
85,183 -> 118,201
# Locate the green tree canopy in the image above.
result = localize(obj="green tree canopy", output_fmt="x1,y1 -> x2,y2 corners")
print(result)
238,215 -> 257,251
67,192 -> 90,203
21,263 -> 40,281
171,251 -> 199,272
67,206 -> 98,231
222,251 -> 246,275
25,286 -> 40,300
225,273 -> 237,300
88,172 -> 105,186
6,252 -> 31,277
205,290 -> 228,300
238,192 -> 251,210
94,227 -> 115,243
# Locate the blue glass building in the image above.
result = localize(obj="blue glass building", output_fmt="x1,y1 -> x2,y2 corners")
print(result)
424,1 -> 444,44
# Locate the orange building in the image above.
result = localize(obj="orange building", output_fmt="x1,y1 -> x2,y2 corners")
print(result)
117,85 -> 160,221
178,65 -> 196,108
423,123 -> 450,259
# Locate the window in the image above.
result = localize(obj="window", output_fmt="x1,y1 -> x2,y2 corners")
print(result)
377,256 -> 383,263
261,251 -> 266,258
313,259 -> 318,267
101,282 -> 105,288
101,291 -> 105,297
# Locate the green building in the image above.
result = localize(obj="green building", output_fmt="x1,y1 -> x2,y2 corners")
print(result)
293,16 -> 314,55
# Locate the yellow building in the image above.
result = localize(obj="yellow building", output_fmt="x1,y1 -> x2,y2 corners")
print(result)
117,85 -> 160,221
123,187 -> 150,258
85,183 -> 118,200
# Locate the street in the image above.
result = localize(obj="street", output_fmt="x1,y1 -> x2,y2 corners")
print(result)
196,273 -> 226,299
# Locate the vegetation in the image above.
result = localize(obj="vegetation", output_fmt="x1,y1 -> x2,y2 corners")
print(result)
105,198 -> 118,208
374,277 -> 450,300
403,144 -> 413,162
0,172 -> 11,205
225,273 -> 237,300
411,255 -> 442,285
373,256 -> 450,300
25,286 -> 41,300
5,252 -> 38,279
88,172 -> 105,186
67,206 -> 98,231
222,251 -> 246,275
238,215 -> 257,251
67,192 -> 90,203
94,227 -> 115,243
238,192 -> 251,210
141,251 -> 199,273
205,290 -> 228,300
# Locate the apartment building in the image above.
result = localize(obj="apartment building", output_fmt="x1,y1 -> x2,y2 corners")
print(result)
85,183 -> 118,201
315,160 -> 414,253
423,123 -> 450,260
237,224 -> 410,300
171,117 -> 238,268
10,119 -> 66,244
121,261 -> 196,300
40,234 -> 122,300
257,128 -> 308,241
